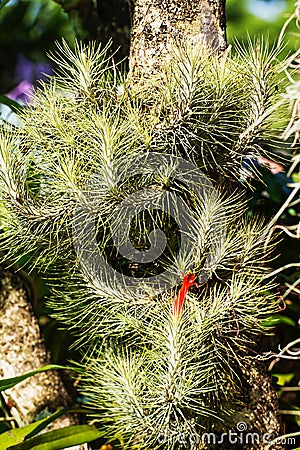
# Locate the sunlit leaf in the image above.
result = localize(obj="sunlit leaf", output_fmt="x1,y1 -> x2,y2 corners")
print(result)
273,372 -> 294,386
7,425 -> 104,450
0,95 -> 23,113
0,365 -> 75,392
0,412 -> 65,448
262,315 -> 297,327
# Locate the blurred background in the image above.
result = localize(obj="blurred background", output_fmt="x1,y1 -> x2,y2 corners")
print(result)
0,0 -> 298,102
0,0 -> 299,444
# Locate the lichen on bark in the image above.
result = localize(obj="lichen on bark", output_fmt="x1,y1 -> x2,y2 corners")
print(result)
130,0 -> 227,77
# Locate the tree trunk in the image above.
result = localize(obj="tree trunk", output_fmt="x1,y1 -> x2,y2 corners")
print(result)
129,1 -> 284,448
130,0 -> 227,77
0,268 -> 84,447
0,1 -> 285,448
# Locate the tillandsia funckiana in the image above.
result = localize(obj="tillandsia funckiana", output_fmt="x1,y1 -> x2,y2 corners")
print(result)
0,40 -> 288,448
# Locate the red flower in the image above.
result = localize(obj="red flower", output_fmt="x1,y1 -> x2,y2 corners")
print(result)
173,272 -> 198,317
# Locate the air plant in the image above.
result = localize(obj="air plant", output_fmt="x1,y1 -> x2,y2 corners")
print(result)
0,39 -> 286,449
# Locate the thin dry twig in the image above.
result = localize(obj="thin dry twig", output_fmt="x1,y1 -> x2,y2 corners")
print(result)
257,337 -> 300,371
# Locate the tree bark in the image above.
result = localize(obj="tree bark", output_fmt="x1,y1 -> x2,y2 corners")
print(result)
130,0 -> 227,77
128,1 -> 284,448
240,360 -> 285,450
0,1 -> 285,448
0,268 -> 84,447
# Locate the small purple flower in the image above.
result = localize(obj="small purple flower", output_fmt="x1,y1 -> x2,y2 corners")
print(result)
6,80 -> 33,103
5,55 -> 52,104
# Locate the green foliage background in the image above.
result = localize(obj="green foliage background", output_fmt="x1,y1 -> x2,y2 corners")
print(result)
0,0 -> 299,447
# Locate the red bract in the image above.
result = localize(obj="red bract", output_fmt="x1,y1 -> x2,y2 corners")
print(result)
173,272 -> 198,317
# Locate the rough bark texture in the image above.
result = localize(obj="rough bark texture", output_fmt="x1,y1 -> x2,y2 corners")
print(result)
130,0 -> 227,77
128,1 -> 285,448
0,1 -> 285,448
0,268 -> 84,447
240,360 -> 285,450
